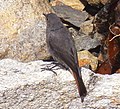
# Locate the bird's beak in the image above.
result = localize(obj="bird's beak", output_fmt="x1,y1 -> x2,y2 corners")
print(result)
43,13 -> 47,17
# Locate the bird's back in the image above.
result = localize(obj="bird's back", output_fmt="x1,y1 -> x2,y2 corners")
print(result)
47,25 -> 79,73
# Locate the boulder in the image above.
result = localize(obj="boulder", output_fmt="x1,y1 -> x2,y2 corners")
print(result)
0,59 -> 120,108
0,0 -> 53,62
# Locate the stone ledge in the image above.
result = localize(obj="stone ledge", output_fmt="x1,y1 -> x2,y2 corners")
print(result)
0,59 -> 120,109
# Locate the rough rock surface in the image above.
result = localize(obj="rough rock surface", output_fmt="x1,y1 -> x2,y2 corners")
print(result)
0,59 -> 120,109
87,0 -> 109,5
78,50 -> 98,71
52,4 -> 88,27
69,28 -> 101,51
80,19 -> 93,35
50,0 -> 85,11
0,0 -> 52,62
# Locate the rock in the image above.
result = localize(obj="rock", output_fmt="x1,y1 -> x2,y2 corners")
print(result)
0,59 -> 120,108
86,0 -> 109,5
100,0 -> 109,5
78,50 -> 98,71
0,0 -> 53,62
69,28 -> 101,51
52,4 -> 88,27
50,0 -> 85,11
87,0 -> 101,5
80,19 -> 94,35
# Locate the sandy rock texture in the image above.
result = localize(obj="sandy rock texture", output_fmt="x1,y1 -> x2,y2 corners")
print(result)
0,59 -> 120,109
87,0 -> 109,5
50,0 -> 85,11
0,0 -> 52,62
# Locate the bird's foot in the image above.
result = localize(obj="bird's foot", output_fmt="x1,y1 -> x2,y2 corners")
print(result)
41,61 -> 62,75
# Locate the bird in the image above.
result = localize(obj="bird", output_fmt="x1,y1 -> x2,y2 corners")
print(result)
43,13 -> 87,102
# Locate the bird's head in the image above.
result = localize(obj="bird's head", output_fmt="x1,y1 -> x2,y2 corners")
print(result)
43,13 -> 63,29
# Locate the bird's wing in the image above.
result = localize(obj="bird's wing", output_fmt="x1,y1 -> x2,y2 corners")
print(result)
48,32 -> 78,73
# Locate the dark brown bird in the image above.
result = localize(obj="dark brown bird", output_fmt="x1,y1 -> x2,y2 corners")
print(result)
43,13 -> 87,102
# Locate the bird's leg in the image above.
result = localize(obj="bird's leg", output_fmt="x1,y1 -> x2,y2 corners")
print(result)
41,61 -> 62,75
41,61 -> 69,74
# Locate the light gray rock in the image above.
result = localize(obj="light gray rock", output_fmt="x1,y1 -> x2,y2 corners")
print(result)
69,28 -> 101,51
75,34 -> 101,51
0,0 -> 53,62
0,59 -> 120,109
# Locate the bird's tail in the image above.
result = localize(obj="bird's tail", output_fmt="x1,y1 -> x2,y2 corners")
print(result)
72,68 -> 87,102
